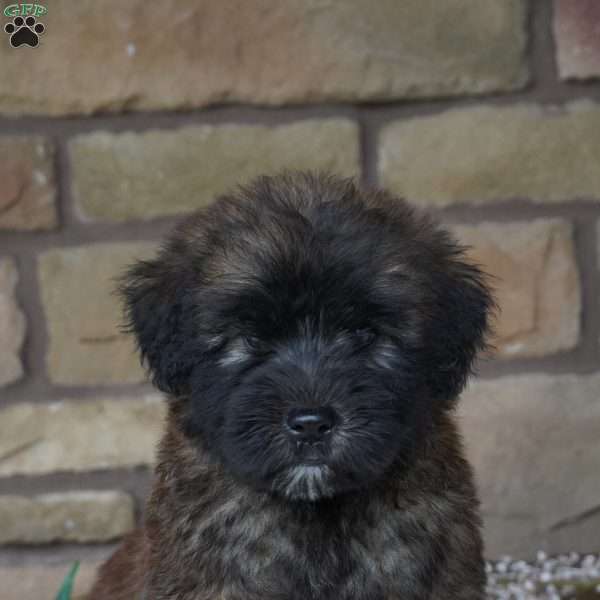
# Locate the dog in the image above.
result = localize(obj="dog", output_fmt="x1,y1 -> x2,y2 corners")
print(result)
90,172 -> 493,600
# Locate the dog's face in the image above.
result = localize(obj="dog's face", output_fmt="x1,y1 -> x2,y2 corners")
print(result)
122,174 -> 492,501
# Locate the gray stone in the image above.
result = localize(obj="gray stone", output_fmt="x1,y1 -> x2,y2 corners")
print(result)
0,137 -> 57,230
452,220 -> 581,358
380,102 -> 600,205
0,258 -> 26,386
0,0 -> 528,116
555,0 -> 600,80
0,491 -> 135,544
70,120 -> 359,222
459,374 -> 600,558
0,395 -> 165,476
38,242 -> 157,384
0,561 -> 102,600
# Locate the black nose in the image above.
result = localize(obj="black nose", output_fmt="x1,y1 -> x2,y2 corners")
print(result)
286,407 -> 337,442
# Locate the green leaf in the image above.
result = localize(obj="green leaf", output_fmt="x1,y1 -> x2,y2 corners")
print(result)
55,562 -> 80,600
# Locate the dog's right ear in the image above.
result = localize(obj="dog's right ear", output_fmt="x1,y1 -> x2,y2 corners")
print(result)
119,248 -> 199,396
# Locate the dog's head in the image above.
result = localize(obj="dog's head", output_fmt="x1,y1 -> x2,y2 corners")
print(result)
121,173 -> 492,501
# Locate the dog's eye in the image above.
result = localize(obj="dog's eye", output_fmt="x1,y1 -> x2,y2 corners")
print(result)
353,328 -> 377,346
205,334 -> 226,350
242,335 -> 264,352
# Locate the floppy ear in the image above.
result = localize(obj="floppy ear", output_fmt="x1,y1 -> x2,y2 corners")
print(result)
119,249 -> 200,396
424,253 -> 494,403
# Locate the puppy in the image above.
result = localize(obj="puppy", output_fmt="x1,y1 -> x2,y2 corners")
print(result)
90,172 -> 493,600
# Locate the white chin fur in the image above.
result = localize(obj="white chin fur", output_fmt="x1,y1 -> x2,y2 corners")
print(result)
274,465 -> 334,501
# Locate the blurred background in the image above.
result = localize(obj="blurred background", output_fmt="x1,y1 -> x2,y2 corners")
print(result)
0,0 -> 599,597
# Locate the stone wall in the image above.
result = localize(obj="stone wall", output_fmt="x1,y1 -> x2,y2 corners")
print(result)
1,0 -> 599,596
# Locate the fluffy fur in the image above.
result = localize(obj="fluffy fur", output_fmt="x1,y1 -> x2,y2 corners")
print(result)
90,172 -> 493,600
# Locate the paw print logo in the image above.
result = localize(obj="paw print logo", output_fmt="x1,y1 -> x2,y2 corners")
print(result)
4,15 -> 45,48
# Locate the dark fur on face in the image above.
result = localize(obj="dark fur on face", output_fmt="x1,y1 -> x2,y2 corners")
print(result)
90,172 -> 493,600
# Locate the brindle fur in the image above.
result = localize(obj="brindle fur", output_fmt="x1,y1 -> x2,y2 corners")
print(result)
90,173 -> 492,600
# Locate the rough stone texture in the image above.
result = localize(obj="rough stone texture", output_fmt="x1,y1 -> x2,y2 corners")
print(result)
0,0 -> 527,116
38,242 -> 156,384
0,491 -> 135,544
0,561 -> 101,600
0,395 -> 164,476
555,0 -> 600,80
460,373 -> 600,558
453,220 -> 581,358
0,258 -> 26,387
0,137 -> 57,231
70,120 -> 359,222
379,102 -> 600,205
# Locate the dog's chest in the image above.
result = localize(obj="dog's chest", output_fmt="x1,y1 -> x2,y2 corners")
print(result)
179,497 -> 436,600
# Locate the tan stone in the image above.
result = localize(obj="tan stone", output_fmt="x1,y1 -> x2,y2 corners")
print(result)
380,102 -> 600,205
0,395 -> 164,476
0,491 -> 134,544
452,220 -> 581,358
0,561 -> 102,600
70,120 -> 359,222
554,0 -> 600,80
38,242 -> 157,384
460,373 -> 600,558
0,0 -> 527,116
0,258 -> 26,386
0,137 -> 57,230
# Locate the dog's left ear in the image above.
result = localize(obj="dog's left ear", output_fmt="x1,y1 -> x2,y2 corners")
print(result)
119,247 -> 200,396
424,253 -> 494,404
